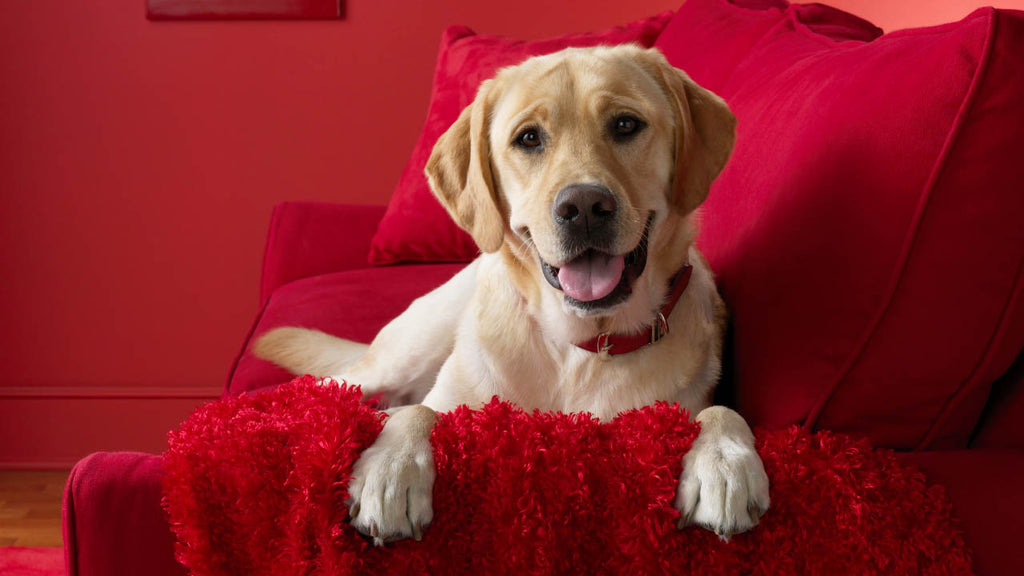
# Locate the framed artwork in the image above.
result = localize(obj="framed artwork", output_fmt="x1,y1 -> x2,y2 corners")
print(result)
146,0 -> 344,20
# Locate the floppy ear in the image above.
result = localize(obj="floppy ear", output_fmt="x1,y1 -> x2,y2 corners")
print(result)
425,79 -> 506,253
643,49 -> 736,214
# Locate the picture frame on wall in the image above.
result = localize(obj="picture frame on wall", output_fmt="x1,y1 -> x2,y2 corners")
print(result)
146,0 -> 344,20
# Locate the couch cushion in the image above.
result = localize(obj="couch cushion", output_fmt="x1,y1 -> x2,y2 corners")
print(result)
658,0 -> 1024,449
228,264 -> 466,396
367,13 -> 671,265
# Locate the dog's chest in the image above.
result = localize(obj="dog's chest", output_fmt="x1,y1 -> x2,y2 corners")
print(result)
489,342 -> 694,422
558,348 -> 691,420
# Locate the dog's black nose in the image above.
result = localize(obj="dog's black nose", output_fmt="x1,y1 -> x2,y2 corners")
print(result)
553,184 -> 618,240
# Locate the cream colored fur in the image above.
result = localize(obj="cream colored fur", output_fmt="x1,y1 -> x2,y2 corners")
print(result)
255,45 -> 769,546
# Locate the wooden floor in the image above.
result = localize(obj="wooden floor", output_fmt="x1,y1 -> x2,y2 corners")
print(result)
0,471 -> 68,547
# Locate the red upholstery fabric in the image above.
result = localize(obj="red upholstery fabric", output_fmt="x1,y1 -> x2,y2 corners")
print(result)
898,450 -> 1024,576
259,202 -> 387,306
656,0 -> 1024,450
228,264 -> 466,396
654,0 -> 880,93
367,13 -> 672,265
63,452 -> 185,576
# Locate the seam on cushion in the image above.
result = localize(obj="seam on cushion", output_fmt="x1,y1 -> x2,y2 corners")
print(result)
803,8 -> 998,435
786,9 -> 858,49
789,10 -> 989,50
784,10 -> 839,49
718,11 -> 799,95
911,8 -> 1003,449
919,253 -> 1024,449
258,202 -> 285,307
718,0 -> 788,16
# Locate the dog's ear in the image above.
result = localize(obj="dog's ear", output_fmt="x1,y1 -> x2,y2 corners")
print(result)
642,49 -> 736,215
425,79 -> 505,253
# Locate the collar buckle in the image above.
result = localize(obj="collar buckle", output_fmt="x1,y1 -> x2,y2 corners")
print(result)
650,312 -> 669,344
597,333 -> 614,358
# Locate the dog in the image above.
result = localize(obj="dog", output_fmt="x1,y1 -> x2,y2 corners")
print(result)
255,44 -> 770,546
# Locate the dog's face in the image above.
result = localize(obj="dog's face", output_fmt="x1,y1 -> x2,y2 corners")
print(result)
427,45 -> 735,327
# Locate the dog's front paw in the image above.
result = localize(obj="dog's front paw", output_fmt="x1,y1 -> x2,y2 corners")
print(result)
675,414 -> 770,541
346,407 -> 436,545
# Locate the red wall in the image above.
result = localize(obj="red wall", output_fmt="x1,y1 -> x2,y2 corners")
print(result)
3,0 -> 1023,466
0,0 -> 678,466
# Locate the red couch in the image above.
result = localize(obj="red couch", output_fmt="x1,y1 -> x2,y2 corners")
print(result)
63,1 -> 1024,574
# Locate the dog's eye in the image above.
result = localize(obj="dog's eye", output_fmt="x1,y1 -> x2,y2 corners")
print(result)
611,115 -> 645,141
515,129 -> 543,150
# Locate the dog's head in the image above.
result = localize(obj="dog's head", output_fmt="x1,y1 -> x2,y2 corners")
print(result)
426,45 -> 734,328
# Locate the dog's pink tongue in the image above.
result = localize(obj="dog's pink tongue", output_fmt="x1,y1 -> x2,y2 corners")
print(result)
557,252 -> 625,302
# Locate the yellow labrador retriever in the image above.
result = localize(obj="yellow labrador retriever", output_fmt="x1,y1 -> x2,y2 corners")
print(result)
256,45 -> 769,545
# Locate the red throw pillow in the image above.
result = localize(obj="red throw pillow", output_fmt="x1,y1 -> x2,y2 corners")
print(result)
658,0 -> 1024,449
367,13 -> 672,265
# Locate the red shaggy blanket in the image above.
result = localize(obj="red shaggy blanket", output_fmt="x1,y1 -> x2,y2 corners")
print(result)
163,376 -> 973,575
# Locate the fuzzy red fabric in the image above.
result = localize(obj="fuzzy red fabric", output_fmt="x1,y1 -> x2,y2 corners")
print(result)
163,376 -> 974,575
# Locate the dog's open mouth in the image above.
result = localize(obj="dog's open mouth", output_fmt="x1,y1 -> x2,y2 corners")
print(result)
540,214 -> 652,311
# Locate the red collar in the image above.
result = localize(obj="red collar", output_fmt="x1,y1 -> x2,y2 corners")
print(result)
574,264 -> 693,357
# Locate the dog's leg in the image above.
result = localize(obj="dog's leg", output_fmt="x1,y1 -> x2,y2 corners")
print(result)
346,404 -> 438,545
675,405 -> 770,540
347,337 -> 490,545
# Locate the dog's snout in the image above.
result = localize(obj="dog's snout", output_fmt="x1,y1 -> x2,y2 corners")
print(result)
553,185 -> 618,239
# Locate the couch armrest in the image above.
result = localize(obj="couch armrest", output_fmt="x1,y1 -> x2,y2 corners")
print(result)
63,452 -> 186,576
259,202 -> 386,305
